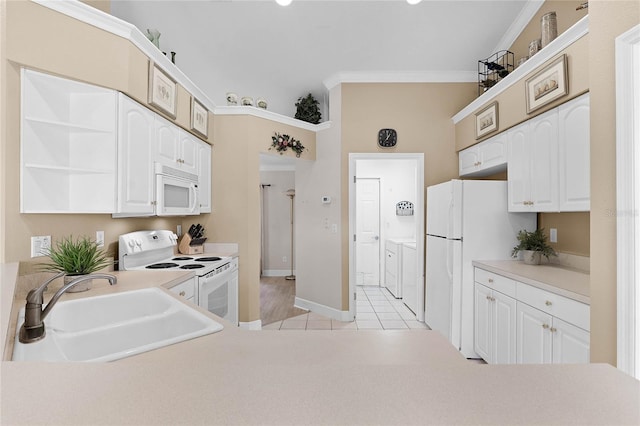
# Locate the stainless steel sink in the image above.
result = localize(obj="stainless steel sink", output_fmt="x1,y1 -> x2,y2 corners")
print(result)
12,287 -> 223,362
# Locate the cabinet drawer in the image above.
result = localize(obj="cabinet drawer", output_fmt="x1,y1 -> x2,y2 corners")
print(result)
474,268 -> 516,298
516,282 -> 589,331
169,277 -> 196,300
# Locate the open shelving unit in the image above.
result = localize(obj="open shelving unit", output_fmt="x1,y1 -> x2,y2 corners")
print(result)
21,69 -> 117,213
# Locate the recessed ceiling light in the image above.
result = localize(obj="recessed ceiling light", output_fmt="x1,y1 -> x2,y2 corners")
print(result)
407,0 -> 423,4
275,0 -> 292,6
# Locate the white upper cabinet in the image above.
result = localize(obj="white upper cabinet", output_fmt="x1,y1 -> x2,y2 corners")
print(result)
179,131 -> 201,176
507,109 -> 559,213
507,93 -> 590,213
154,116 -> 199,175
114,94 -> 155,217
21,69 -> 117,213
197,140 -> 212,213
558,94 -> 590,211
459,133 -> 507,177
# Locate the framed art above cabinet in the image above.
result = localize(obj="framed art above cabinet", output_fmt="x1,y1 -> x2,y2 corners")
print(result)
148,62 -> 177,118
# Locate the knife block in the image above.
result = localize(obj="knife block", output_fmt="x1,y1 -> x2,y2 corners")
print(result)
178,234 -> 204,255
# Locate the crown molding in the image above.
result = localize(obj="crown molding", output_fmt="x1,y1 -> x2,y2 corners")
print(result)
214,106 -> 332,132
31,0 -> 217,111
452,15 -> 589,124
323,70 -> 477,91
491,0 -> 545,54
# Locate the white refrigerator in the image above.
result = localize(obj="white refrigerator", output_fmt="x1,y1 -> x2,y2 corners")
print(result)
425,180 -> 536,358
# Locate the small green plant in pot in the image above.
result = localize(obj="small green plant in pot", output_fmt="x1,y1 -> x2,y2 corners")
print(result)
294,93 -> 322,124
511,228 -> 557,265
41,235 -> 110,292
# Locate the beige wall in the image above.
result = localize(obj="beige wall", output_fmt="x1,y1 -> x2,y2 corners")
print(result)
538,212 -> 589,256
260,170 -> 295,274
204,114 -> 315,322
509,1 -> 588,64
589,0 -> 640,365
456,35 -> 590,152
340,82 -> 477,309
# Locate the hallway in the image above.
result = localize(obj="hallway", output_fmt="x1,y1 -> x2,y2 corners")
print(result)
262,285 -> 429,331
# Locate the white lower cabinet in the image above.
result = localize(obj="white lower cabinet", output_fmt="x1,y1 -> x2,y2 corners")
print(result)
169,277 -> 196,303
474,267 -> 589,365
474,282 -> 517,364
516,301 -> 590,364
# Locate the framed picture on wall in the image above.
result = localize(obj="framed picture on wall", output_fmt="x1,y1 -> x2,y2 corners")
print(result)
525,54 -> 569,114
148,62 -> 177,118
475,101 -> 499,139
190,97 -> 208,138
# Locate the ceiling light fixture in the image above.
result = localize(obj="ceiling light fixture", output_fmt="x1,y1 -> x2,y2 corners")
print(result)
407,0 -> 423,4
275,0 -> 292,6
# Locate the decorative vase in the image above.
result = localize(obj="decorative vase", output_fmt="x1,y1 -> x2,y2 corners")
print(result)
256,98 -> 267,109
522,250 -> 542,265
241,96 -> 254,106
541,12 -> 558,48
529,39 -> 541,57
64,274 -> 92,293
145,28 -> 161,49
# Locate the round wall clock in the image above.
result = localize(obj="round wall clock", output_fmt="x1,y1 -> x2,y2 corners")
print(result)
378,128 -> 397,148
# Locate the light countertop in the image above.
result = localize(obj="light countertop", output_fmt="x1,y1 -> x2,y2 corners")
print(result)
2,264 -> 639,425
473,260 -> 590,304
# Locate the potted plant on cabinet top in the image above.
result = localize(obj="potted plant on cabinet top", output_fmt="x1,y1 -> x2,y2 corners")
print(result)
294,93 -> 322,124
41,235 -> 110,292
511,228 -> 557,265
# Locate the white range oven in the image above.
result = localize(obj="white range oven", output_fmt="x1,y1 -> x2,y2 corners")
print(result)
118,230 -> 238,326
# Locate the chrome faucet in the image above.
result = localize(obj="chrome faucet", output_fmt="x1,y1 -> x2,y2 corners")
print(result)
19,272 -> 117,343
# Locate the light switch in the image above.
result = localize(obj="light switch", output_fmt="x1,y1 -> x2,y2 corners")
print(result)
549,228 -> 557,243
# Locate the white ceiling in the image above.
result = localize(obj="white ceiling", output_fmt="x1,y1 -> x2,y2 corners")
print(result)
110,0 -> 541,118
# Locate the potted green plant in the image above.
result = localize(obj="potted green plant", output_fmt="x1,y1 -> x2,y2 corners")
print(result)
41,235 -> 110,292
511,228 -> 557,265
294,93 -> 322,124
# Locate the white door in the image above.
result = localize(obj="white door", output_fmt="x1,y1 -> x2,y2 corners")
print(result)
355,178 -> 380,286
552,318 -> 590,364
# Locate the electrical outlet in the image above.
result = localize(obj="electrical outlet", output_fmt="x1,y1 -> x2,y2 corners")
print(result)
96,231 -> 105,247
282,256 -> 287,263
177,225 -> 182,237
550,228 -> 557,243
31,235 -> 51,258
331,224 -> 338,234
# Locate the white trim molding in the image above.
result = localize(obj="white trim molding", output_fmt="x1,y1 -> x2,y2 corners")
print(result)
452,15 -> 589,124
491,0 -> 545,55
214,106 -> 332,132
323,70 -> 476,91
294,297 -> 352,322
616,23 -> 640,380
239,320 -> 263,330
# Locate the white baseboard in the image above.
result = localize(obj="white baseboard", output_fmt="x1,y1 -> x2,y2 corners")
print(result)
239,319 -> 262,330
261,269 -> 295,277
294,297 -> 353,322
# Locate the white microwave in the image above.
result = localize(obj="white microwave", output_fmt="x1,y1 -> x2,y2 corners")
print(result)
155,163 -> 200,216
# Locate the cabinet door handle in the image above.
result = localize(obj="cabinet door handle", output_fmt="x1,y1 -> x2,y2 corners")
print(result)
486,295 -> 491,301
488,278 -> 494,283
550,327 -> 557,333
542,323 -> 550,329
545,300 -> 552,306
179,291 -> 186,297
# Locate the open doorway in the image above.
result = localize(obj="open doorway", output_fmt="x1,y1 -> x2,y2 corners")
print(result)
349,153 -> 425,328
259,154 -> 307,325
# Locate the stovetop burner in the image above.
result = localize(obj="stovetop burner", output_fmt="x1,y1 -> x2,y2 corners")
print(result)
197,257 -> 222,262
172,256 -> 193,261
146,262 -> 179,269
180,264 -> 205,269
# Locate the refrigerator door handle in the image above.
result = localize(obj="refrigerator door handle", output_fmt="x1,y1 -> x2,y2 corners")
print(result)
446,239 -> 453,282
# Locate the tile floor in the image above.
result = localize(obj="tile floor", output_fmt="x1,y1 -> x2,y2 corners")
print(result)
262,285 -> 430,331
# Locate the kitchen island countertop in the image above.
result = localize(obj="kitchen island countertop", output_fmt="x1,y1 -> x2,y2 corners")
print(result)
2,265 -> 638,425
